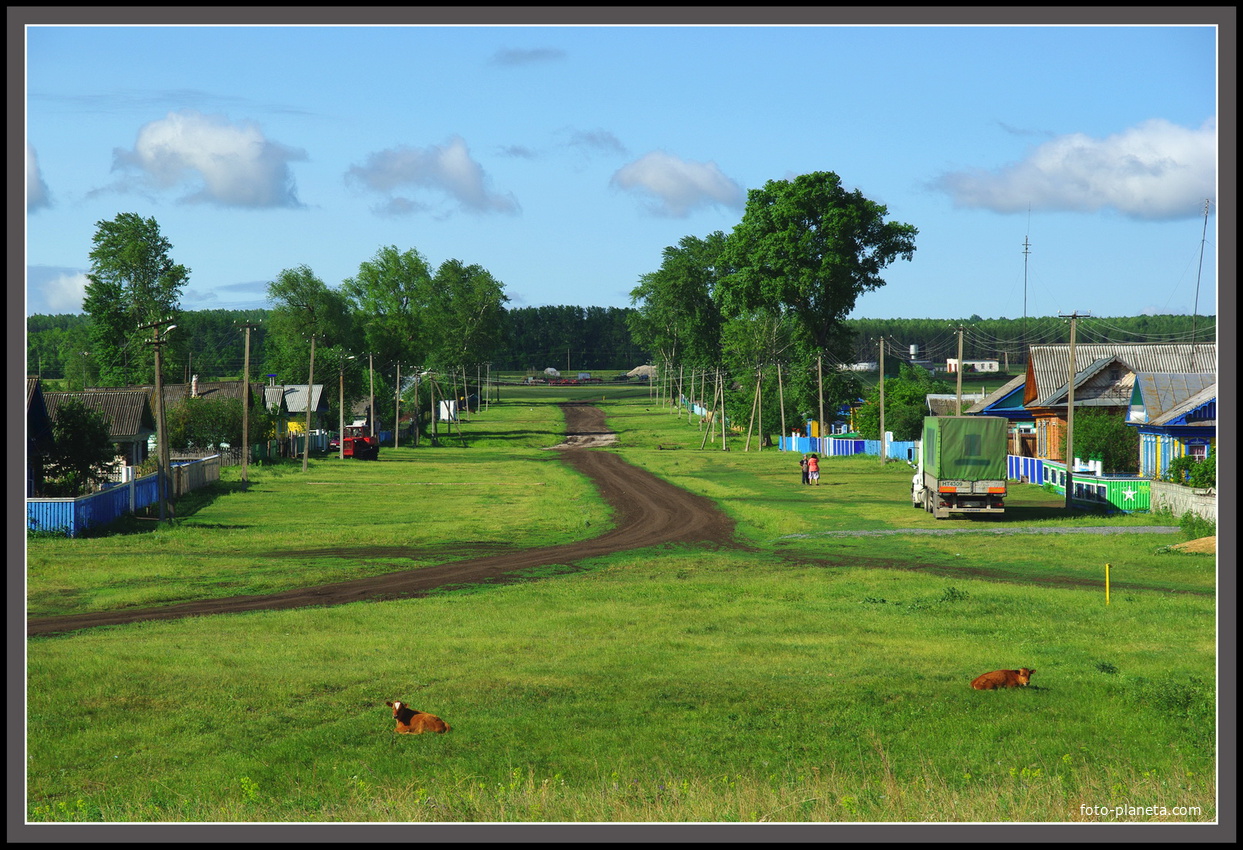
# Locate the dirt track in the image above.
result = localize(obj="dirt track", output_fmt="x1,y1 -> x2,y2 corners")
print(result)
27,403 -> 737,637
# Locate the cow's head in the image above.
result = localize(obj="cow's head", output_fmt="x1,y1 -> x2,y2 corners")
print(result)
1016,668 -> 1035,685
386,700 -> 404,717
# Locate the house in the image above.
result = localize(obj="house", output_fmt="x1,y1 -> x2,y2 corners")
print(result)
26,377 -> 54,496
273,384 -> 329,434
1021,343 -> 1216,463
43,389 -> 157,469
963,374 -> 1037,457
946,358 -> 1000,373
1126,373 -> 1216,478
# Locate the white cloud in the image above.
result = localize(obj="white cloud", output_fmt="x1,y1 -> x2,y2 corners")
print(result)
610,151 -> 745,218
935,118 -> 1216,221
27,144 -> 51,212
111,110 -> 306,208
346,136 -> 520,216
35,271 -> 89,314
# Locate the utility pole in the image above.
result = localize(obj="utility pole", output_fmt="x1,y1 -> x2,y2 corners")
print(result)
394,364 -> 401,449
955,326 -> 964,413
1060,312 -> 1090,510
368,353 -> 375,438
1022,233 -> 1031,352
817,354 -> 825,447
1191,198 -> 1209,357
302,334 -> 316,473
141,318 -> 177,522
878,338 -> 886,463
239,321 -> 258,488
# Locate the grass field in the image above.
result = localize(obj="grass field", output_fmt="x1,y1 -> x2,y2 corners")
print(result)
24,392 -> 1218,825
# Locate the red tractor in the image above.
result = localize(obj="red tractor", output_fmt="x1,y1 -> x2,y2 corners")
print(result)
333,425 -> 380,460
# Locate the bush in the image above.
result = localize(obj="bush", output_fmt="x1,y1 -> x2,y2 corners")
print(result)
1164,449 -> 1214,488
1178,511 -> 1215,541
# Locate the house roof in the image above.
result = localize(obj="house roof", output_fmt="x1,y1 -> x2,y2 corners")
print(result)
27,377 -> 54,444
278,384 -> 327,415
44,390 -> 156,441
1026,343 -> 1216,408
1129,373 -> 1217,427
963,374 -> 1027,416
925,393 -> 984,417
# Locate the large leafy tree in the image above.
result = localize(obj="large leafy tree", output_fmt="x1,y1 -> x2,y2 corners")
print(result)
82,213 -> 189,386
1060,409 -> 1140,475
718,172 -> 918,361
853,362 -> 950,441
628,232 -> 728,371
341,245 -> 435,371
264,265 -> 354,382
425,259 -> 509,371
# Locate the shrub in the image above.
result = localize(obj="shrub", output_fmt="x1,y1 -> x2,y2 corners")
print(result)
1178,511 -> 1215,541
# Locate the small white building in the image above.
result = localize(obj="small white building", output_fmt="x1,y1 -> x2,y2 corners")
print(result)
946,359 -> 1000,374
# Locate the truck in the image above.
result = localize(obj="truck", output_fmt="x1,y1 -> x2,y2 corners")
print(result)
911,415 -> 1008,518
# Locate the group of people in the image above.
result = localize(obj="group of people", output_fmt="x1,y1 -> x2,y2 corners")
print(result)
800,453 -> 821,485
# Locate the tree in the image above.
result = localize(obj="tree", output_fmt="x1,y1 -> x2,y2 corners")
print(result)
341,245 -> 434,371
628,232 -> 729,372
82,213 -> 189,386
425,259 -> 509,371
718,172 -> 918,361
1058,409 -> 1140,475
42,398 -> 116,496
264,266 -> 354,382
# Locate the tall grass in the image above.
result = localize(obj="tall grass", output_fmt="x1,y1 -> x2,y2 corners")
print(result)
25,396 -> 1217,823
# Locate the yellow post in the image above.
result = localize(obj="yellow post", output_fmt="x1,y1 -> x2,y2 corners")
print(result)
1105,563 -> 1111,606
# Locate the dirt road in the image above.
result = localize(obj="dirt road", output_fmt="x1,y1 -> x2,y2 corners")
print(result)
27,403 -> 737,637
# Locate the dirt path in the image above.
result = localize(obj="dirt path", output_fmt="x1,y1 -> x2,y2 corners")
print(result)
27,403 -> 737,637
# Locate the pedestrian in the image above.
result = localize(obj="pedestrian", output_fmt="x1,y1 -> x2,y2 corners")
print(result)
807,453 -> 820,485
800,455 -> 810,485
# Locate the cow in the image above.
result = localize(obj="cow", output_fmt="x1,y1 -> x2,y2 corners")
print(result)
385,700 -> 451,734
971,668 -> 1035,690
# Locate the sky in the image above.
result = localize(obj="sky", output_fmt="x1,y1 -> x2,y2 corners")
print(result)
20,11 -> 1227,324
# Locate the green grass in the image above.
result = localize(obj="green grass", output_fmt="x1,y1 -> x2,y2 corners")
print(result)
24,395 -> 1217,824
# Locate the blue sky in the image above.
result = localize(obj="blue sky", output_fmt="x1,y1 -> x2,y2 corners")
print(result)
22,15 -> 1223,323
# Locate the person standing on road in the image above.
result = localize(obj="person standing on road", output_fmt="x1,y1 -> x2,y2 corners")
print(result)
807,453 -> 820,485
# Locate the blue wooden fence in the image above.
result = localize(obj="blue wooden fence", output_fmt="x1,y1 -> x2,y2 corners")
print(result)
27,456 -> 220,538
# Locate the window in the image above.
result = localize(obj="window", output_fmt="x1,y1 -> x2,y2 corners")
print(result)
1188,444 -> 1208,460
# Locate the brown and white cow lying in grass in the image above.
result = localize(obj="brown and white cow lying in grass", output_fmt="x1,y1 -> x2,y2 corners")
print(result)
971,668 -> 1035,690
385,700 -> 451,734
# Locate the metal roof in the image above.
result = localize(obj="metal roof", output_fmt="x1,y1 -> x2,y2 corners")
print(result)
1131,373 -> 1217,427
44,390 -> 156,441
963,374 -> 1027,415
1027,343 -> 1215,407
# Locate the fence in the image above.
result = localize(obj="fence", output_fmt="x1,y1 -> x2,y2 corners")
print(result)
1149,480 -> 1216,524
27,455 -> 221,538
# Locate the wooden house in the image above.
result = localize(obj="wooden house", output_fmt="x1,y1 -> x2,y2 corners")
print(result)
43,389 -> 156,468
26,377 -> 54,496
1126,373 -> 1216,478
1022,343 -> 1215,463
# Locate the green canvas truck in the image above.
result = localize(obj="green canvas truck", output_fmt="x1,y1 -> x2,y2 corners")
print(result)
911,415 -> 1008,519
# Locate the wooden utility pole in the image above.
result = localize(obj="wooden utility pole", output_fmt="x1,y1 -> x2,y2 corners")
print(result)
302,334 -> 316,473
1060,312 -> 1090,509
239,321 -> 258,487
879,338 -> 886,463
141,319 -> 176,522
955,326 -> 964,412
394,363 -> 401,449
816,354 -> 825,446
777,363 -> 787,445
368,353 -> 375,438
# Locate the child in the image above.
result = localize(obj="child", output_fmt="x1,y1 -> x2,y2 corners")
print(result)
807,453 -> 820,485
800,455 -> 810,485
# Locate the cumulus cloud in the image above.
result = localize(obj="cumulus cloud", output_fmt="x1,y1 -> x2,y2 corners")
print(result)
27,144 -> 51,212
29,270 -> 89,314
610,151 -> 745,218
490,47 -> 567,67
346,136 -> 520,216
110,110 -> 307,208
935,118 -> 1216,221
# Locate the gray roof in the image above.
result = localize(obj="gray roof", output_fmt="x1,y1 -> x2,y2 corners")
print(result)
1131,373 -> 1217,427
44,390 -> 156,442
1028,343 -> 1215,408
278,384 -> 327,415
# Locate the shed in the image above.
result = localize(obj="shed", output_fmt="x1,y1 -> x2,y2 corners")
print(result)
44,389 -> 156,467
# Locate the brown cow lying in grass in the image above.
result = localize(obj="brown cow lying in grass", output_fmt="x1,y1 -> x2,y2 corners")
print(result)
971,668 -> 1035,690
385,700 -> 451,734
